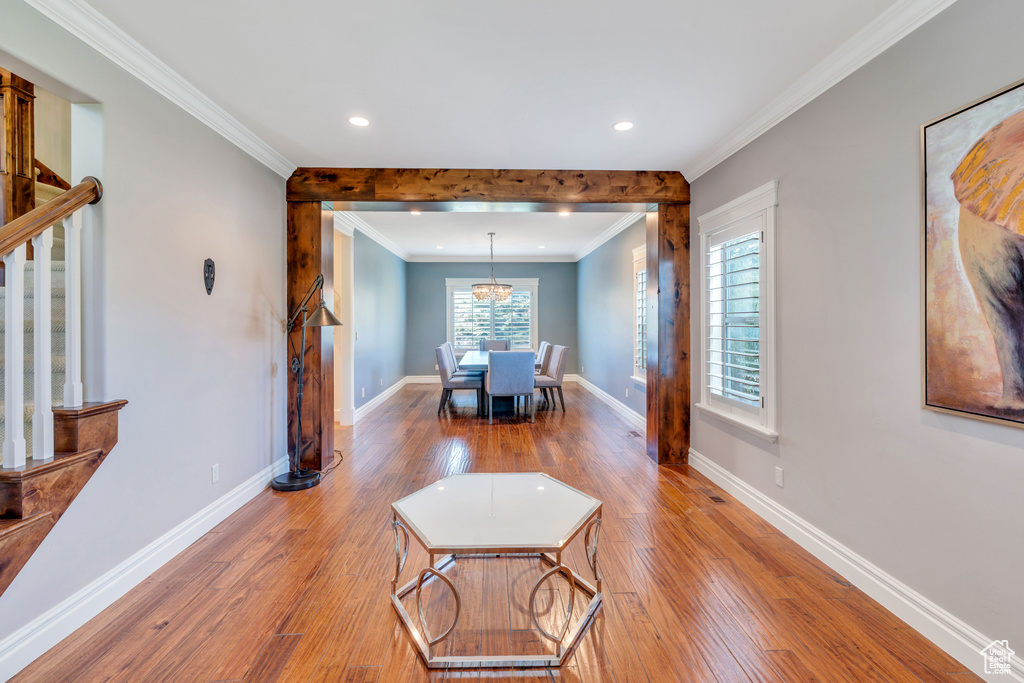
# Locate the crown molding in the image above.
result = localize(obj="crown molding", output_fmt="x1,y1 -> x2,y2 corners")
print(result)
682,0 -> 959,180
574,212 -> 645,261
22,0 -> 295,179
336,212 -> 410,261
332,212 -> 355,237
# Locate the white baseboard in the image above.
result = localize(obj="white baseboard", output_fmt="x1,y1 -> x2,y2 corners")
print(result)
353,377 -> 408,422
0,456 -> 289,682
572,375 -> 646,434
405,375 -> 440,384
688,448 -> 1023,682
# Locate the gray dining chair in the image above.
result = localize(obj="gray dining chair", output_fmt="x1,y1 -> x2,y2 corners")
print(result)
436,345 -> 483,416
535,342 -> 552,376
535,345 -> 569,411
535,342 -> 556,402
480,339 -> 510,351
485,350 -> 535,424
443,341 -> 482,378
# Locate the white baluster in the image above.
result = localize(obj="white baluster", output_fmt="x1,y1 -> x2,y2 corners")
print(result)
3,244 -> 27,469
63,213 -> 83,407
32,228 -> 55,462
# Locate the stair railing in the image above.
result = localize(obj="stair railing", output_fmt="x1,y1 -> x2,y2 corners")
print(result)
0,176 -> 101,468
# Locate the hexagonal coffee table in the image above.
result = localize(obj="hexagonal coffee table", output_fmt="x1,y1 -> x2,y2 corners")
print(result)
390,472 -> 603,669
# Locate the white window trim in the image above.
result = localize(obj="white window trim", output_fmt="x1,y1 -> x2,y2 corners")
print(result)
696,181 -> 778,442
631,245 -> 647,386
445,277 -> 540,351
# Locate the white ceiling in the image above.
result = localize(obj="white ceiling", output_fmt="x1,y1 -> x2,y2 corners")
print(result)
80,0 -> 899,172
31,0 -> 956,257
345,210 -> 642,261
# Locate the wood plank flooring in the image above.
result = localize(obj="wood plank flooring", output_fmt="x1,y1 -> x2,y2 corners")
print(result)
13,383 -> 980,682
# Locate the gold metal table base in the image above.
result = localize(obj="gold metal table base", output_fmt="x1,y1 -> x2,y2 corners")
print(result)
390,551 -> 602,669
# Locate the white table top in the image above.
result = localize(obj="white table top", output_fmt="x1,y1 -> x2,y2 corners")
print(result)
392,473 -> 601,553
458,349 -> 540,371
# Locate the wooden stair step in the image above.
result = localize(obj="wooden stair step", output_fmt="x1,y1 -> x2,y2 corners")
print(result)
0,400 -> 127,599
0,512 -> 55,596
0,448 -> 104,520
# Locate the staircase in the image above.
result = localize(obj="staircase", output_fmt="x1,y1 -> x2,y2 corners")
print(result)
0,178 -> 127,598
0,238 -> 66,454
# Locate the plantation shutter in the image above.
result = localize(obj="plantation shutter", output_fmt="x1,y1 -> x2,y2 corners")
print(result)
452,289 -> 493,350
706,227 -> 761,410
636,269 -> 647,372
449,282 -> 537,351
493,290 -> 532,349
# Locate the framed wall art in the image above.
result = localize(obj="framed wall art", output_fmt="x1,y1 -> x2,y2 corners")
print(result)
924,78 -> 1024,426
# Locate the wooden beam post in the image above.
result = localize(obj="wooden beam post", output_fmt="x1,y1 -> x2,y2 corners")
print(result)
647,203 -> 690,464
286,203 -> 334,471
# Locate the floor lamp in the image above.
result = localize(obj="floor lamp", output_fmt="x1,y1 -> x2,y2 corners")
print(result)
272,273 -> 342,492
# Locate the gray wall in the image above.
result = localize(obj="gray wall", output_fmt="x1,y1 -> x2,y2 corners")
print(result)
0,0 -> 286,651
405,261 -> 578,376
577,219 -> 646,415
353,232 -> 407,408
690,0 -> 1024,654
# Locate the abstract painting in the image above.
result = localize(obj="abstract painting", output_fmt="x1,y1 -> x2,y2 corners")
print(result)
924,79 -> 1024,425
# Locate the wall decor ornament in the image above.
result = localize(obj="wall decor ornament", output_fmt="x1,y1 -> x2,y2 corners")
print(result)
924,78 -> 1024,426
204,258 -> 215,295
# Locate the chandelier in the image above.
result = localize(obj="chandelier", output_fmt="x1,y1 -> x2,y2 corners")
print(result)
472,232 -> 514,301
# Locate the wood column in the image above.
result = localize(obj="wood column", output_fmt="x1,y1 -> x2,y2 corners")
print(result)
647,203 -> 690,464
286,203 -> 334,471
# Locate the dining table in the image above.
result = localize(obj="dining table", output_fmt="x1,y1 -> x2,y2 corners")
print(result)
458,349 -> 542,416
457,349 -> 542,373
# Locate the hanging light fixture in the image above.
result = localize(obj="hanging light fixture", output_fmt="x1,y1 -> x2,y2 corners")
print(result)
472,232 -> 513,302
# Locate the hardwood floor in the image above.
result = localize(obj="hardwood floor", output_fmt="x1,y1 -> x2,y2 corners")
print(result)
14,383 -> 979,682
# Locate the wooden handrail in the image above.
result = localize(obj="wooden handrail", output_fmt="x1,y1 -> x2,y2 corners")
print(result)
0,177 -> 102,257
34,158 -> 72,191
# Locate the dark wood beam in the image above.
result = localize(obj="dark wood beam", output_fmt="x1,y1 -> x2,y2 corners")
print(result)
647,203 -> 690,464
286,168 -> 690,467
286,203 -> 334,472
287,168 -> 689,204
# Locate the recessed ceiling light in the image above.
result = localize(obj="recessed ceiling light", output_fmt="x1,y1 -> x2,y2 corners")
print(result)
613,121 -> 634,131
538,245 -> 546,249
436,245 -> 444,249
558,211 -> 570,216
410,211 -> 421,215
348,116 -> 369,127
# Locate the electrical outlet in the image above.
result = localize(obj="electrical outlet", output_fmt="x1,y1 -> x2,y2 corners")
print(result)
355,331 -> 359,341
380,378 -> 383,386
361,388 -> 365,398
775,466 -> 784,488
625,388 -> 629,398
581,365 -> 584,373
211,464 -> 219,484
435,364 -> 439,371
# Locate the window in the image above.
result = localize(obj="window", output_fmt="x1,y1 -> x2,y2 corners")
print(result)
696,181 -> 777,441
446,278 -> 539,352
632,245 -> 647,383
